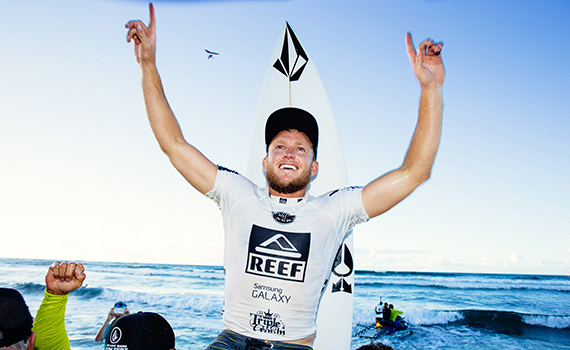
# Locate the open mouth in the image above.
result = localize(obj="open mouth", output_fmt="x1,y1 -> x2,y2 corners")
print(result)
279,164 -> 298,171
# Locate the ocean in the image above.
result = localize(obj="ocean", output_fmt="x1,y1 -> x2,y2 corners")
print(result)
1,258 -> 569,349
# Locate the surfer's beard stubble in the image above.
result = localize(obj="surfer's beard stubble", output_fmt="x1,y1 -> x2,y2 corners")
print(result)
266,166 -> 312,195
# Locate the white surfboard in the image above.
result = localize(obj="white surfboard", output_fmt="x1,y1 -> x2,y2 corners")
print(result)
246,22 -> 355,350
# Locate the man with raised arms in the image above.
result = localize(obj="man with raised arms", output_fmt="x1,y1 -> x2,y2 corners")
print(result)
125,4 -> 444,350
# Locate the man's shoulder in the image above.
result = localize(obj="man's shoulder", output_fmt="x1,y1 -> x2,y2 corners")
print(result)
306,186 -> 365,210
314,186 -> 364,199
213,165 -> 264,197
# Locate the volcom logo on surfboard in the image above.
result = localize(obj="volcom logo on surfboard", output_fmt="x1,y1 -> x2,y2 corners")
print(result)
246,225 -> 310,282
330,243 -> 354,294
273,22 -> 309,82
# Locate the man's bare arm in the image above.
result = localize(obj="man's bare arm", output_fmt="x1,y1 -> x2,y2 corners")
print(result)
125,3 -> 217,194
362,33 -> 444,219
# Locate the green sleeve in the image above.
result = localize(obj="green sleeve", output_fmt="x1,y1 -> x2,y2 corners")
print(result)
390,309 -> 403,321
32,289 -> 71,350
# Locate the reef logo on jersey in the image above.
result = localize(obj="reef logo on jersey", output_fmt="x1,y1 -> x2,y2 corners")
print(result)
246,225 -> 310,282
250,309 -> 286,336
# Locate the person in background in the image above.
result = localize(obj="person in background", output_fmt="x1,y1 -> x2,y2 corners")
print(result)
389,304 -> 403,321
104,312 -> 175,350
374,298 -> 383,315
0,288 -> 35,350
388,304 -> 404,330
375,302 -> 389,327
382,303 -> 391,321
95,302 -> 130,343
0,261 -> 86,350
356,342 -> 395,350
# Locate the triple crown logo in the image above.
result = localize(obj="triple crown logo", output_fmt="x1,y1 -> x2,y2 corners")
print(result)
246,225 -> 310,282
273,22 -> 309,82
249,309 -> 286,336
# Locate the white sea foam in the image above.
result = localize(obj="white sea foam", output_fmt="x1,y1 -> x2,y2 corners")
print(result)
352,306 -> 463,326
403,306 -> 464,325
523,315 -> 570,329
4,259 -> 570,350
356,274 -> 570,292
99,287 -> 223,314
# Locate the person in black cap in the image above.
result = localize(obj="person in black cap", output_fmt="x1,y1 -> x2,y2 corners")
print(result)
126,4 -> 444,349
355,342 -> 395,350
104,312 -> 175,350
0,261 -> 86,350
0,288 -> 34,350
95,301 -> 131,343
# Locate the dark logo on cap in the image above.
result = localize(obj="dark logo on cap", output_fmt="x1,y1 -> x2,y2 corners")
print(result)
246,225 -> 310,282
273,23 -> 309,82
272,211 -> 296,224
109,327 -> 122,344
250,309 -> 286,336
330,243 -> 354,294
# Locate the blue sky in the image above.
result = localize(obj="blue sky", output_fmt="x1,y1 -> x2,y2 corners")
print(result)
1,0 -> 569,275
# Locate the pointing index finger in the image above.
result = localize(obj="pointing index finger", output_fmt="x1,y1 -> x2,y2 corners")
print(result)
148,3 -> 156,32
405,32 -> 418,65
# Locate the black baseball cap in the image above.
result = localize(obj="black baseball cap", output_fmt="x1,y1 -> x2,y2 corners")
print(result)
265,107 -> 319,156
0,288 -> 33,347
105,312 -> 175,350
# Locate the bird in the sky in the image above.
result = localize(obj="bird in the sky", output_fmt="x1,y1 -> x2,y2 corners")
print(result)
205,49 -> 219,59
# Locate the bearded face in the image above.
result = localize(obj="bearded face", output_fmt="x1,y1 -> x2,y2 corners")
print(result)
265,163 -> 312,195
263,129 -> 318,197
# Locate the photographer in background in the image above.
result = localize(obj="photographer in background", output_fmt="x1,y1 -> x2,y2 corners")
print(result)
95,302 -> 130,343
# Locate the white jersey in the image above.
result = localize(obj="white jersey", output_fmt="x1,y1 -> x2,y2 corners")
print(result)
206,167 -> 369,341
